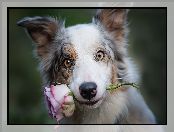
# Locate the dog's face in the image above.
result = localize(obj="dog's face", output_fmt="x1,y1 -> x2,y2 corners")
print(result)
17,9 -> 128,109
66,24 -> 114,108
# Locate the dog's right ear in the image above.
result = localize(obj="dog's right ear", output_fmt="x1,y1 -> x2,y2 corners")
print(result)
93,9 -> 128,42
17,16 -> 64,58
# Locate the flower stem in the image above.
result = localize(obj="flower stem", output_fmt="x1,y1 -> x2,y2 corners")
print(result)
106,82 -> 139,91
68,91 -> 74,97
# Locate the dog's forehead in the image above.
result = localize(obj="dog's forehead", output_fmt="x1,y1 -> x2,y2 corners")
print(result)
66,24 -> 101,55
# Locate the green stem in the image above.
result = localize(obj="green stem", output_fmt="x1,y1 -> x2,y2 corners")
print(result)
106,82 -> 139,91
68,91 -> 74,97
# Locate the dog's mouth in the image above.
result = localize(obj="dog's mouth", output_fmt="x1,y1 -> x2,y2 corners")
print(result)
75,99 -> 100,106
74,96 -> 104,108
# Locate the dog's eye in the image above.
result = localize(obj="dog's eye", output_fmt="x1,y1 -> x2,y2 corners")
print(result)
95,50 -> 105,61
64,59 -> 72,68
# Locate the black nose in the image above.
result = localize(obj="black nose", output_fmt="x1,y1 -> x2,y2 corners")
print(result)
79,82 -> 97,100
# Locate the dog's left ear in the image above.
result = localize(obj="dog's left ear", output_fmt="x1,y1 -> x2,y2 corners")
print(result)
93,9 -> 128,42
17,16 -> 64,58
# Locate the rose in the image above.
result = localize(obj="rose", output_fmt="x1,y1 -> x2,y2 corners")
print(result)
44,84 -> 75,122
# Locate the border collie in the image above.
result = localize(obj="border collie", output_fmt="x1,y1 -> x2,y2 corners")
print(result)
17,9 -> 158,124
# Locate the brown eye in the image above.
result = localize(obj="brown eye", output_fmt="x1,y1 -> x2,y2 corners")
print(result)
96,50 -> 105,61
64,59 -> 72,67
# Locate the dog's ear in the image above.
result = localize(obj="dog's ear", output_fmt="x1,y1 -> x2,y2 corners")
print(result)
93,9 -> 128,42
17,16 -> 64,58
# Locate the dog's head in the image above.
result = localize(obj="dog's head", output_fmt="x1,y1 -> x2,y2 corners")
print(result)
17,9 -> 128,109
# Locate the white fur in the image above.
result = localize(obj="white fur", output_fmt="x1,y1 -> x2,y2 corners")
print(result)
67,24 -> 112,104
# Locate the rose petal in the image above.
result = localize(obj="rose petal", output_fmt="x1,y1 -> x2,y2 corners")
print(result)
44,84 -> 75,122
51,84 -> 71,103
64,96 -> 74,104
56,113 -> 64,121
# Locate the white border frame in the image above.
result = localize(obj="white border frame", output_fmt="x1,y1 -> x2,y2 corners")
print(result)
1,2 -> 173,132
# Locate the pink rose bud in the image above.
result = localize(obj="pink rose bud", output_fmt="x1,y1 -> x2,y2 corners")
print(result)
44,84 -> 75,122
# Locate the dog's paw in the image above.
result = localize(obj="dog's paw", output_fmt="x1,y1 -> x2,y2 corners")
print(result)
44,84 -> 75,122
62,95 -> 75,117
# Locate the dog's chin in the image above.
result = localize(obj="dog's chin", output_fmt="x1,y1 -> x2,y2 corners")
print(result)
75,98 -> 103,109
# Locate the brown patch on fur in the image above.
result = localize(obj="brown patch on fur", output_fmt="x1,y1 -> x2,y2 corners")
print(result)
113,29 -> 125,42
94,47 -> 111,63
31,22 -> 57,45
94,9 -> 127,42
62,44 -> 78,60
56,70 -> 72,84
36,45 -> 49,57
111,64 -> 117,84
50,44 -> 77,85
30,22 -> 58,57
17,17 -> 60,58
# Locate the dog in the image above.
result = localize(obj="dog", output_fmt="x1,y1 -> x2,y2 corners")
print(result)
17,9 -> 157,124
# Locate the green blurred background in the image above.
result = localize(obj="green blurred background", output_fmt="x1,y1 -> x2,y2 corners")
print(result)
8,8 -> 166,124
